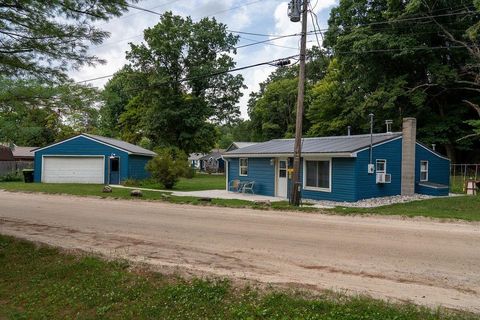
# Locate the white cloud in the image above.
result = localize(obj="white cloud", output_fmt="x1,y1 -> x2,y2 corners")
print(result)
69,0 -> 338,118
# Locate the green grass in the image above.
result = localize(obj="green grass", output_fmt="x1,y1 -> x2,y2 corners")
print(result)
0,235 -> 475,319
0,182 -> 314,212
334,195 -> 480,221
126,174 -> 226,191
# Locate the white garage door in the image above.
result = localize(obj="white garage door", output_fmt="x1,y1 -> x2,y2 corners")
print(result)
42,156 -> 105,183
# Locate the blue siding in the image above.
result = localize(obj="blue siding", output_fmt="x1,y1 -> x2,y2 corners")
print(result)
416,184 -> 449,196
128,155 -> 152,180
227,158 -> 275,196
415,143 -> 450,195
300,158 -> 357,202
33,135 -> 146,184
355,138 -> 402,200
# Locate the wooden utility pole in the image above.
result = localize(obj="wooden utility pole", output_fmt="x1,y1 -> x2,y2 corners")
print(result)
290,0 -> 308,206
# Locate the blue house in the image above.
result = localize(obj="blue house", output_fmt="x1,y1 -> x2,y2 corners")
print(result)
33,134 -> 156,184
223,118 -> 450,202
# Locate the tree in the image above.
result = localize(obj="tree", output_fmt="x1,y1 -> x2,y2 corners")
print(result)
99,66 -> 146,137
314,0 -> 480,161
0,77 -> 100,146
146,147 -> 189,189
247,48 -> 329,141
0,0 -> 132,81
113,12 -> 244,153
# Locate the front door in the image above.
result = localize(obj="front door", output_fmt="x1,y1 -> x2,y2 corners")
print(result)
109,157 -> 120,185
276,159 -> 288,197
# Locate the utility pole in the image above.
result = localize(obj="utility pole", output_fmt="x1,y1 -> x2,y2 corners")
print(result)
289,0 -> 308,206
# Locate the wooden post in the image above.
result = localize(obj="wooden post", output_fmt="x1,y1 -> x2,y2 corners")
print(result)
290,0 -> 308,206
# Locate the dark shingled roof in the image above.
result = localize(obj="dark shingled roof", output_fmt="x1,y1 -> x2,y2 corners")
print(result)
224,133 -> 402,156
83,134 -> 157,156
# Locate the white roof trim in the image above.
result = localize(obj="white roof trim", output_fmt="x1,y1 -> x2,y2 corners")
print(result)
351,135 -> 403,156
223,152 -> 355,158
416,142 -> 450,161
33,134 -> 133,155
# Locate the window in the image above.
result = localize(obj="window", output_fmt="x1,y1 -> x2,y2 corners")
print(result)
376,159 -> 386,173
239,158 -> 248,176
420,160 -> 428,181
279,160 -> 287,178
110,158 -> 119,172
304,160 -> 330,191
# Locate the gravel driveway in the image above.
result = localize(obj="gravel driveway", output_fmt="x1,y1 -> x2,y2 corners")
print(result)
0,191 -> 479,312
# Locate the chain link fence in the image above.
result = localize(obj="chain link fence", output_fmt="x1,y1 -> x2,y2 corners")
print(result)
450,164 -> 480,193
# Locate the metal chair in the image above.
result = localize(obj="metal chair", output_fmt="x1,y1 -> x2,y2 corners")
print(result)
242,181 -> 255,194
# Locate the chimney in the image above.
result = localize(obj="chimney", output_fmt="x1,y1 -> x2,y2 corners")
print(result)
401,118 -> 416,195
347,126 -> 351,136
385,120 -> 393,133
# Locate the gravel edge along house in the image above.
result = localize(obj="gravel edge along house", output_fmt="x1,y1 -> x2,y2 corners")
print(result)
224,118 -> 450,202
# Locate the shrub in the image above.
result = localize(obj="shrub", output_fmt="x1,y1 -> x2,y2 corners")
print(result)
146,147 -> 189,189
0,171 -> 23,182
184,167 -> 196,179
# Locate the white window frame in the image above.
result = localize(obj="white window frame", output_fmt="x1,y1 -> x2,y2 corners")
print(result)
376,159 -> 387,173
420,160 -> 429,182
239,158 -> 248,176
302,158 -> 332,192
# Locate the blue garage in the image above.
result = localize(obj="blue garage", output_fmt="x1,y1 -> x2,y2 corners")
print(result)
224,118 -> 450,202
33,134 -> 156,184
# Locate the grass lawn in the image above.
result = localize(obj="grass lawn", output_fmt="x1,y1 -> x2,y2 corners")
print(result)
0,235 -> 475,320
334,195 -> 480,221
126,173 -> 226,191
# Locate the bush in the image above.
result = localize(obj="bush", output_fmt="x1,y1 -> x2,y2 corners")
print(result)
146,147 -> 189,189
0,171 -> 23,182
184,167 -> 196,179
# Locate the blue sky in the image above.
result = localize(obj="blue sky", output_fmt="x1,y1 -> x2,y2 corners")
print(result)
70,0 -> 339,118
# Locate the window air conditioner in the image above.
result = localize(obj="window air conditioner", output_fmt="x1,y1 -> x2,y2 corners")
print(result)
376,173 -> 391,184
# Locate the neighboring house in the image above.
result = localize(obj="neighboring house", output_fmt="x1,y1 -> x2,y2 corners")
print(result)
11,146 -> 35,162
33,134 -> 156,184
199,149 -> 225,173
188,153 -> 205,170
0,145 -> 14,162
226,142 -> 258,152
223,118 -> 450,202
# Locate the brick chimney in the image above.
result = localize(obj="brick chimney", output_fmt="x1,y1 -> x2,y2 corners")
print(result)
401,118 -> 416,195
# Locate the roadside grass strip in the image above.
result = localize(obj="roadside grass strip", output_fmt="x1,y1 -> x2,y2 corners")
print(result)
0,235 -> 476,319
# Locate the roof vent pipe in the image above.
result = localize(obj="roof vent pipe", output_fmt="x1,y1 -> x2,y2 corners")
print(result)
347,126 -> 351,136
385,120 -> 393,133
368,113 -> 375,174
432,143 -> 436,151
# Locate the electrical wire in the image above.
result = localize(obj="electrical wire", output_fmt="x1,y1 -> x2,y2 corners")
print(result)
77,55 -> 300,83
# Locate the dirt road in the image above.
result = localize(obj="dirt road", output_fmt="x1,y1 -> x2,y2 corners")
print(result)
1,191 -> 479,312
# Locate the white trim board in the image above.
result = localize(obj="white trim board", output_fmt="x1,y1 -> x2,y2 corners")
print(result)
352,136 -> 403,155
416,143 -> 450,161
33,134 -> 133,155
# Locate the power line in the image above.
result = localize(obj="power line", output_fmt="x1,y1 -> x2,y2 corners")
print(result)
77,55 -> 300,83
239,36 -> 298,50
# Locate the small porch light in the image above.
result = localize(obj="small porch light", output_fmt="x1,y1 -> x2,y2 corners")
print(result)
270,158 -> 275,166
109,153 -> 116,159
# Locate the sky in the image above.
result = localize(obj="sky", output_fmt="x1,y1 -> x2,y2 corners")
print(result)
69,0 -> 339,119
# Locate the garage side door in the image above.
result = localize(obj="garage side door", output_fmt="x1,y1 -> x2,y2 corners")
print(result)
42,156 -> 104,184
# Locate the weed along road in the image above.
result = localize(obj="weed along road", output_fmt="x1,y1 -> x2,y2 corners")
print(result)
0,191 -> 479,312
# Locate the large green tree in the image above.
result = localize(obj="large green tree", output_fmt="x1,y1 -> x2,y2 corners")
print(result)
247,47 -> 329,141
309,0 -> 480,161
0,77 -> 100,146
109,12 -> 244,154
0,0 -> 132,81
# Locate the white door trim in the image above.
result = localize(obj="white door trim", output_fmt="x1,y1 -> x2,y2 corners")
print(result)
276,158 -> 288,198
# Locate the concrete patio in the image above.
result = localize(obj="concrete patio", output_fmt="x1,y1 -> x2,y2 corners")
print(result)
110,185 -> 285,202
